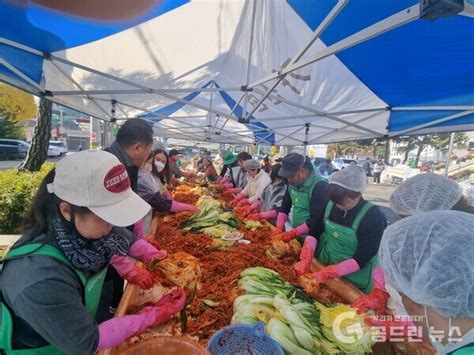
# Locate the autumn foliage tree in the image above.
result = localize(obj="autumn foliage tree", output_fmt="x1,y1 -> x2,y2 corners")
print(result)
0,83 -> 37,139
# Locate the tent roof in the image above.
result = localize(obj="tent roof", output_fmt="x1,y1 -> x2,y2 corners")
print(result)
1,0 -> 473,145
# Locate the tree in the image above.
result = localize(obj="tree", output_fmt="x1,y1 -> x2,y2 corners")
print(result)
0,83 -> 37,139
19,98 -> 52,172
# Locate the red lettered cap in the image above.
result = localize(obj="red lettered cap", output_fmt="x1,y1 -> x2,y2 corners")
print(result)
103,164 -> 131,193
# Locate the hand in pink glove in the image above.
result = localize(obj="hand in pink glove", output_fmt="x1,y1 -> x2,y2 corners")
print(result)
247,200 -> 261,213
313,258 -> 360,284
294,236 -> 317,275
229,193 -> 244,207
248,210 -> 278,221
276,223 -> 309,242
129,239 -> 167,263
227,187 -> 242,194
170,201 -> 199,213
124,267 -> 154,289
277,229 -> 299,242
235,198 -> 249,207
275,212 -> 288,231
352,287 -> 389,315
96,289 -> 187,351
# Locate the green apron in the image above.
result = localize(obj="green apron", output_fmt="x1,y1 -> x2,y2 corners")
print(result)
316,201 -> 377,294
288,172 -> 325,228
452,346 -> 474,355
1,243 -> 107,354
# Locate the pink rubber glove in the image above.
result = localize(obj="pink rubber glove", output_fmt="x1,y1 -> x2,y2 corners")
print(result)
248,209 -> 278,221
110,255 -> 135,278
133,219 -> 145,239
294,236 -> 317,275
352,287 -> 389,315
170,201 -> 199,213
352,266 -> 388,315
372,265 -> 386,290
235,198 -> 249,207
313,258 -> 360,283
129,239 -> 167,263
123,267 -> 154,289
96,289 -> 186,351
229,193 -> 244,207
275,212 -> 288,231
227,187 -> 242,194
218,176 -> 231,184
248,200 -> 261,212
278,223 -> 310,242
222,182 -> 233,189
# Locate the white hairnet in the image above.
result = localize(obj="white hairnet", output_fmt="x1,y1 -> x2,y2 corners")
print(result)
379,210 -> 474,317
328,164 -> 367,192
390,173 -> 462,216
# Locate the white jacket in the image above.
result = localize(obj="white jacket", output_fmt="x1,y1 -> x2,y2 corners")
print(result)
241,169 -> 271,203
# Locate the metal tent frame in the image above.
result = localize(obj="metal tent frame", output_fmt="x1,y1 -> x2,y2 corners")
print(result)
0,0 -> 471,146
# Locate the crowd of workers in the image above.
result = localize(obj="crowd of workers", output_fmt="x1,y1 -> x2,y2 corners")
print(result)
0,118 -> 472,354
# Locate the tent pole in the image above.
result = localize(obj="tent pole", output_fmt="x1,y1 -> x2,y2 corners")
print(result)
207,82 -> 214,139
248,4 -> 419,89
309,110 -> 388,142
245,0 -> 348,120
253,87 -> 383,136
389,111 -> 473,137
0,58 -> 44,91
444,132 -> 455,177
243,0 -> 258,121
52,87 -> 242,96
49,60 -> 112,119
392,106 -> 474,111
215,93 -> 245,133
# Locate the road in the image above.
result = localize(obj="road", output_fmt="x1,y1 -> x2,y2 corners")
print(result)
0,156 -> 64,171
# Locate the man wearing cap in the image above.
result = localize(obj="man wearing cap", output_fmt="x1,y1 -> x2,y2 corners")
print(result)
105,118 -> 155,313
275,153 -> 329,241
168,149 -> 194,179
298,165 -> 387,295
229,159 -> 271,208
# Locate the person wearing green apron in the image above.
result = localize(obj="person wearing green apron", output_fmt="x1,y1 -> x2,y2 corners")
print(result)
298,165 -> 387,295
378,211 -> 474,355
274,153 -> 329,241
0,151 -> 185,354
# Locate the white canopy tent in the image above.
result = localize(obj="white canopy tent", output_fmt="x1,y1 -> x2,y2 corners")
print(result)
1,0 -> 473,145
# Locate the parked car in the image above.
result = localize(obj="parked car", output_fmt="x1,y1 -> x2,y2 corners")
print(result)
49,140 -> 68,156
332,158 -> 356,170
47,144 -> 62,157
0,138 -> 29,159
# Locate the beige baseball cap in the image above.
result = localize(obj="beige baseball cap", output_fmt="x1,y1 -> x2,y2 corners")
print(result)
47,150 -> 150,227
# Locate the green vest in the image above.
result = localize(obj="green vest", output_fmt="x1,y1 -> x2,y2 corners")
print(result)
316,201 -> 377,294
1,244 -> 107,354
288,172 -> 325,228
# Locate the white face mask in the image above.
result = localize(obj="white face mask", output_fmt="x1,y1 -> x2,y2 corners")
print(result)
424,306 -> 474,355
155,160 -> 165,172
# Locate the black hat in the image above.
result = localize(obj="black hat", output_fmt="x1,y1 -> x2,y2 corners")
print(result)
278,153 -> 305,178
168,149 -> 181,157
